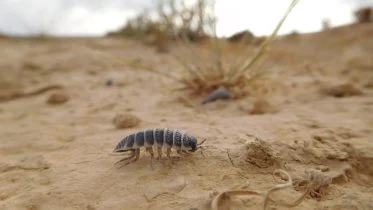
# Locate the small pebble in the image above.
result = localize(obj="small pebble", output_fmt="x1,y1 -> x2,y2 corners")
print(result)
18,155 -> 51,170
250,99 -> 277,115
105,79 -> 113,86
316,165 -> 330,172
322,83 -> 362,98
47,92 -> 69,105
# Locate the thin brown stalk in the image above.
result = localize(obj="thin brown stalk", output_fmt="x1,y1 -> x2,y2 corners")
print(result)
175,33 -> 210,79
226,31 -> 257,80
226,149 -> 235,166
170,48 -> 204,81
157,0 -> 208,80
159,1 -> 209,82
226,0 -> 300,84
167,1 -> 211,75
208,0 -> 224,77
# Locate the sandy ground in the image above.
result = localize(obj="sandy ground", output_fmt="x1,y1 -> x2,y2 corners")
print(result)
0,22 -> 373,210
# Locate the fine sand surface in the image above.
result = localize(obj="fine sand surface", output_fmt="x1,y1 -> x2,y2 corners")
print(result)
1,23 -> 373,210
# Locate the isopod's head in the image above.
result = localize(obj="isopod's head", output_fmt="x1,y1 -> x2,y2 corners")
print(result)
186,136 -> 198,152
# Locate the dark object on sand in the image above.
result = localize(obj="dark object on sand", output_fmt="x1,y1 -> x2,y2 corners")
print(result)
227,30 -> 254,42
106,79 -> 113,86
47,92 -> 69,105
202,87 -> 232,105
354,7 -> 372,23
321,83 -> 363,98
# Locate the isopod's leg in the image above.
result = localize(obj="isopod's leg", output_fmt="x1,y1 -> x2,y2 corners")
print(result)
167,148 -> 180,161
166,148 -> 172,158
114,149 -> 136,167
134,148 -> 140,161
182,150 -> 193,156
146,147 -> 155,169
177,150 -> 192,157
116,149 -> 140,169
146,147 -> 155,158
177,149 -> 185,158
166,147 -> 172,165
157,147 -> 162,159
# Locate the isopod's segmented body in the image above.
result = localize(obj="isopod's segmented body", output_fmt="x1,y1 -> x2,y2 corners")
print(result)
113,128 -> 200,167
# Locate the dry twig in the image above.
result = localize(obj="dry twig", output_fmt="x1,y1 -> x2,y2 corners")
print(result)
211,169 -> 316,210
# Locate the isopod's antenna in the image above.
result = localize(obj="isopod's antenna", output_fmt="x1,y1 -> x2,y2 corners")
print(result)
197,138 -> 207,157
198,138 -> 207,146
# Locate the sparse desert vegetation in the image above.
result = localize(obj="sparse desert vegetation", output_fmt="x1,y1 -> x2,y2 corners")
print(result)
106,0 -> 299,99
1,1 -> 373,210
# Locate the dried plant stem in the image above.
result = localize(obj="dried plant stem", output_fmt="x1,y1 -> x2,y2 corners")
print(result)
158,0 -> 211,82
226,0 -> 300,84
211,190 -> 260,210
226,149 -> 235,166
172,34 -> 208,81
211,169 -> 311,210
208,1 -> 224,77
171,49 -> 204,81
226,32 -> 256,79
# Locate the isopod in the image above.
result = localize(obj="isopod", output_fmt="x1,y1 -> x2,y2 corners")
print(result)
113,128 -> 205,168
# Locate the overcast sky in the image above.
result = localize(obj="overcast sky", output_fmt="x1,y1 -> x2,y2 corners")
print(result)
0,0 -> 372,37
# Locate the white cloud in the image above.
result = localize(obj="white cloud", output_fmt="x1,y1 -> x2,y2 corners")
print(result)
0,0 -> 372,37
53,7 -> 137,36
214,0 -> 358,37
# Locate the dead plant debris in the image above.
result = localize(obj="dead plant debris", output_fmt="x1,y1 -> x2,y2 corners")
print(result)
0,84 -> 63,102
211,169 -> 315,210
112,113 -> 141,129
250,99 -> 277,115
96,0 -> 300,98
244,137 -> 282,168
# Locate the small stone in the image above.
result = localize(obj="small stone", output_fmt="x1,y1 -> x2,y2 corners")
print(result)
39,177 -> 51,185
250,99 -> 277,115
316,165 -> 330,172
112,113 -> 141,129
105,79 -> 113,86
87,204 -> 96,210
57,135 -> 75,143
322,83 -> 363,98
227,30 -> 254,43
47,92 -> 69,105
18,155 -> 51,170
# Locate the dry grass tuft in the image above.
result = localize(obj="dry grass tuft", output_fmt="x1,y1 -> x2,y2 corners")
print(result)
165,0 -> 300,97
97,0 -> 299,99
107,0 -> 210,52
